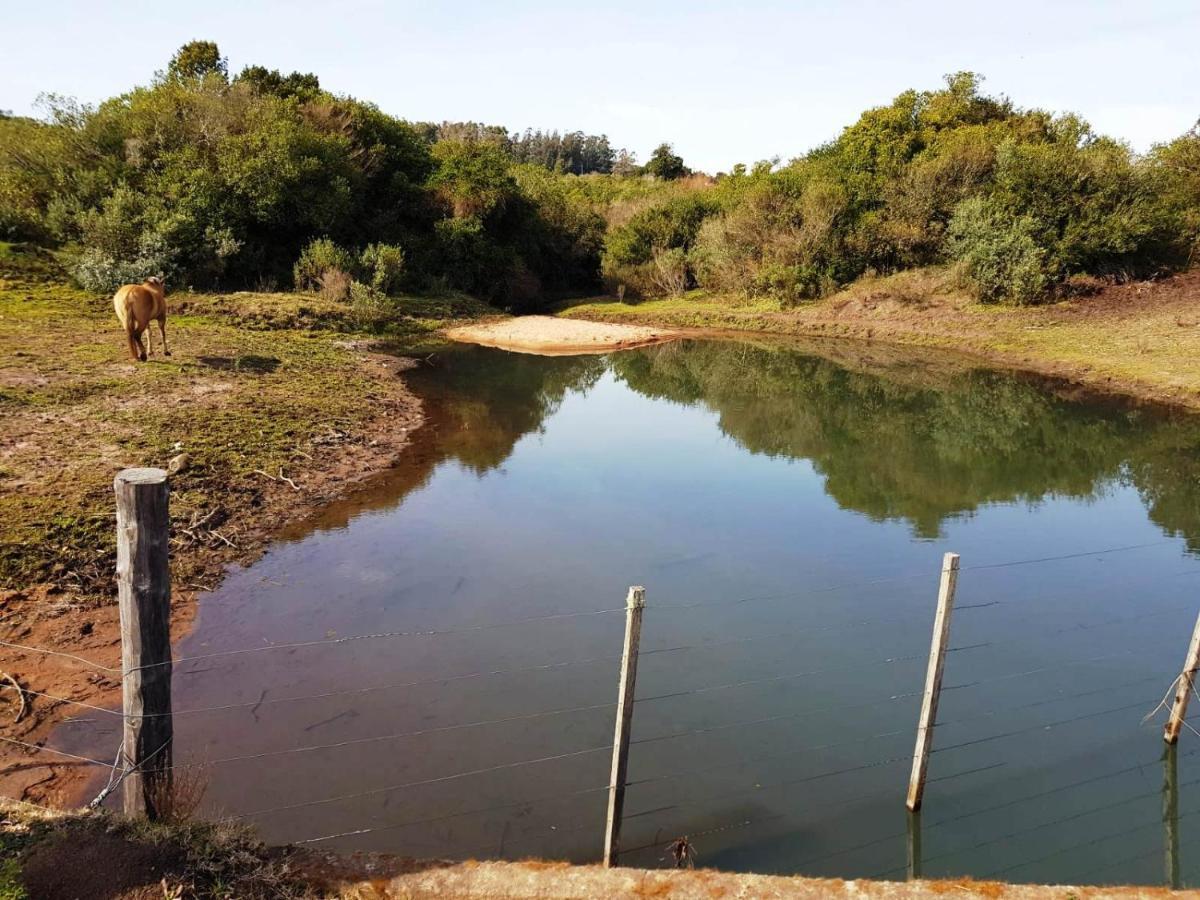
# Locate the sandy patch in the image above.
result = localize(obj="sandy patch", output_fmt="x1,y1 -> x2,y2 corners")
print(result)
446,316 -> 680,355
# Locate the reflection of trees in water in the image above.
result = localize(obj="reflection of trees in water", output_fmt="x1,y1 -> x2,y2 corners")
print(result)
297,340 -> 1200,550
280,349 -> 605,538
610,341 -> 1200,547
406,348 -> 606,472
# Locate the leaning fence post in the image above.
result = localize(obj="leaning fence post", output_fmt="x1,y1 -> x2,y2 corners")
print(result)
1164,611 -> 1200,744
906,552 -> 959,812
603,585 -> 645,868
115,467 -> 173,819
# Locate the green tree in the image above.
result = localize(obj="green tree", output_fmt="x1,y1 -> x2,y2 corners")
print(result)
644,143 -> 688,180
167,40 -> 227,81
235,65 -> 321,101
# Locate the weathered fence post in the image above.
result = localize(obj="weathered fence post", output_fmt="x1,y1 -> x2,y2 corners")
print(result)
1164,611 -> 1200,744
115,467 -> 173,819
906,809 -> 922,880
1164,742 -> 1180,889
906,552 -> 959,812
603,585 -> 645,868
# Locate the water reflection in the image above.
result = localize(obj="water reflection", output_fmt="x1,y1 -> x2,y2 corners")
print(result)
368,338 -> 1200,549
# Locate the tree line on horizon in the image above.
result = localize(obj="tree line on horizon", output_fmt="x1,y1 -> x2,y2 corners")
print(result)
0,40 -> 1197,313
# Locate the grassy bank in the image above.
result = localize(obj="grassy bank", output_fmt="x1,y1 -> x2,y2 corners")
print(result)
0,243 -> 492,805
561,267 -> 1200,411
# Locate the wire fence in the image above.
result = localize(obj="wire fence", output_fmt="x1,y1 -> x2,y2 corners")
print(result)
3,538 -> 1199,886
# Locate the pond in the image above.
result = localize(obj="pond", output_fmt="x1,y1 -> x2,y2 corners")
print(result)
60,336 -> 1200,885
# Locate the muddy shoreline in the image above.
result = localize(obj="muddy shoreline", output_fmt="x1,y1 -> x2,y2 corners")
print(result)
0,350 -> 424,807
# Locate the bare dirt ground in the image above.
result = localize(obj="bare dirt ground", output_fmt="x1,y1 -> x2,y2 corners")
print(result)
446,315 -> 679,355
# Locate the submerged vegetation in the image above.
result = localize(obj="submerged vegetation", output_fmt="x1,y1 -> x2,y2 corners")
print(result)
1,43 -> 1196,314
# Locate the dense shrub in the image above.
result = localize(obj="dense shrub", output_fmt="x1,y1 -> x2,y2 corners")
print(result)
293,238 -> 355,291
1154,126 -> 1200,262
3,48 -> 1196,310
616,73 -> 1193,303
947,197 -> 1049,303
73,241 -> 175,293
0,42 -> 607,311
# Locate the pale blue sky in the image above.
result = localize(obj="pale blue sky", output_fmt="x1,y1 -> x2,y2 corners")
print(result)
4,0 -> 1197,172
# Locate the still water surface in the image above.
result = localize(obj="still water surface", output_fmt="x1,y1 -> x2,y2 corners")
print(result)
63,337 -> 1200,884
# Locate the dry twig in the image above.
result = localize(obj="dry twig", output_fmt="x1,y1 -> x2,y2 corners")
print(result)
0,672 -> 27,723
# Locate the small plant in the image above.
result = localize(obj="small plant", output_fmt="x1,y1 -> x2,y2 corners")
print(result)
316,268 -> 352,303
348,279 -> 395,329
143,765 -> 209,825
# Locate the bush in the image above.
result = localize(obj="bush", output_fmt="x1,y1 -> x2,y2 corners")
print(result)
359,242 -> 405,294
749,262 -> 828,305
947,197 -> 1049,304
604,194 -> 718,269
649,248 -> 688,296
348,279 -> 395,329
294,238 -> 355,291
72,234 -> 177,293
316,267 -> 352,302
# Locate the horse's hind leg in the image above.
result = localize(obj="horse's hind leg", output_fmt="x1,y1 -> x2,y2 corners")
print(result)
146,321 -> 155,356
133,326 -> 147,362
124,323 -> 142,362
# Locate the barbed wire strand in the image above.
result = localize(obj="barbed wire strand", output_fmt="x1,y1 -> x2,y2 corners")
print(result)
293,783 -> 610,845
0,639 -> 119,675
234,742 -> 612,819
931,699 -> 1151,755
16,649 -> 638,719
165,700 -> 616,769
0,735 -> 117,769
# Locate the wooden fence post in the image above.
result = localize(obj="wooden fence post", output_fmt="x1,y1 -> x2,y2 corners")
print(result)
1164,742 -> 1180,889
603,586 -> 645,868
1164,611 -> 1200,744
906,809 -> 922,880
115,467 -> 173,819
906,552 -> 959,812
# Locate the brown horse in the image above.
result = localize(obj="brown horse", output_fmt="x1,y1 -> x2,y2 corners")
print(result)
113,276 -> 170,362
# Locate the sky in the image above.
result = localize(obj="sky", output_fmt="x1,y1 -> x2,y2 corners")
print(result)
3,0 -> 1198,173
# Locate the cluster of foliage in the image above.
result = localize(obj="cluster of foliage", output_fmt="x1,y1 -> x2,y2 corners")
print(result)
418,123 -> 644,176
4,49 -> 1195,310
603,74 -> 1199,303
0,42 -> 612,310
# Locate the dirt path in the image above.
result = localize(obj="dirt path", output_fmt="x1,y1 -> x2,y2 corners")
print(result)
446,315 -> 679,354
